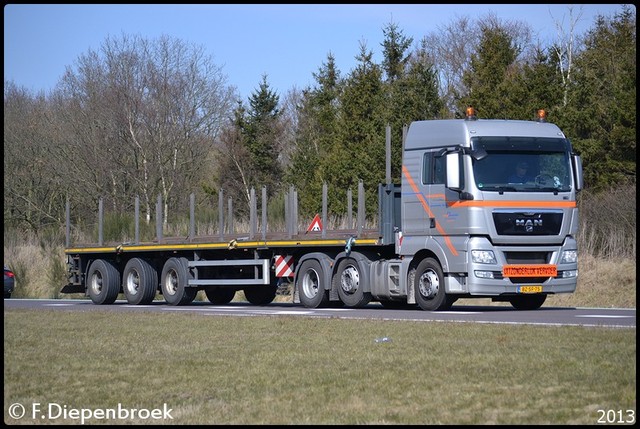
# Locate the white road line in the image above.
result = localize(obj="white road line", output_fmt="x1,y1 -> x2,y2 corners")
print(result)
575,315 -> 634,318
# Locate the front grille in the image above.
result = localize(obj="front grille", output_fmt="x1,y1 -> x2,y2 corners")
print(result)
493,211 -> 563,235
504,252 -> 549,264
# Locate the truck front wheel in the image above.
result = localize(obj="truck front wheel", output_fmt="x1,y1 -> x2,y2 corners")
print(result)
297,259 -> 329,308
414,258 -> 450,311
87,259 -> 120,305
161,257 -> 196,306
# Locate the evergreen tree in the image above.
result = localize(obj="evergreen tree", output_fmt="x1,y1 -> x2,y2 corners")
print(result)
286,53 -> 343,217
381,21 -> 413,83
459,23 -> 520,118
561,6 -> 636,190
493,46 -> 564,120
319,42 -> 386,216
242,75 -> 282,197
384,34 -> 442,182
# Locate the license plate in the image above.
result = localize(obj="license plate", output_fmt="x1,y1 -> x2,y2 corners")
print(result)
503,264 -> 557,277
518,285 -> 543,293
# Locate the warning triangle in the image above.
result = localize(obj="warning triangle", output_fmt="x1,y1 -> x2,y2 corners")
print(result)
307,213 -> 323,232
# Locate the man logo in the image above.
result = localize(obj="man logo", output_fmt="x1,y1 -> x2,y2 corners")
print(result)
516,218 -> 543,232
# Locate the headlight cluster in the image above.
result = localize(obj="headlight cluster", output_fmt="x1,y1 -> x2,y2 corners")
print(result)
471,250 -> 496,264
561,250 -> 578,264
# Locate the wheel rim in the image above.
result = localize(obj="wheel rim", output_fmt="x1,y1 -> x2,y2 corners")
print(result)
418,269 -> 439,299
164,269 -> 178,296
125,269 -> 140,296
302,268 -> 320,298
340,264 -> 360,294
89,271 -> 103,295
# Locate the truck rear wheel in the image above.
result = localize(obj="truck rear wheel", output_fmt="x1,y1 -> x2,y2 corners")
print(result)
122,258 -> 157,305
509,294 -> 547,310
297,259 -> 329,308
334,257 -> 371,308
87,259 -> 120,305
161,257 -> 196,306
414,258 -> 449,311
205,287 -> 236,304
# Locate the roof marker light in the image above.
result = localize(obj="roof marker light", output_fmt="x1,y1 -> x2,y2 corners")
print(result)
536,109 -> 547,122
466,106 -> 477,121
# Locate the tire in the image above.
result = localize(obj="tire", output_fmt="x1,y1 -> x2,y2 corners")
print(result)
161,257 -> 196,306
414,258 -> 449,311
509,294 -> 547,310
334,257 -> 371,308
87,259 -> 120,305
244,285 -> 277,305
297,259 -> 329,308
4,292 -> 11,299
122,258 -> 157,305
205,287 -> 236,304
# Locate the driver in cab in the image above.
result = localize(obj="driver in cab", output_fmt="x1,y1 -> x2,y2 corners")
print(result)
508,161 -> 532,183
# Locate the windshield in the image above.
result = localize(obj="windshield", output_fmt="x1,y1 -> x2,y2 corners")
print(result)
471,137 -> 573,192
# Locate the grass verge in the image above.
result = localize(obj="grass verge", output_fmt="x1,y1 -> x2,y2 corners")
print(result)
4,309 -> 636,425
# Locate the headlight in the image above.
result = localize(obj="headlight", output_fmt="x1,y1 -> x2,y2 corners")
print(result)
471,250 -> 496,264
561,250 -> 578,264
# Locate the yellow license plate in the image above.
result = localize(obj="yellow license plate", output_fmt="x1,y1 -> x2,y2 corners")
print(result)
518,286 -> 543,293
503,264 -> 557,277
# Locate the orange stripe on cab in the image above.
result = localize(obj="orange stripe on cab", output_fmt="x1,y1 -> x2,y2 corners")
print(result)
402,165 -> 458,256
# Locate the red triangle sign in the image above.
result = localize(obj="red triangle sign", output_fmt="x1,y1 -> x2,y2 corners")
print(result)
307,214 -> 323,232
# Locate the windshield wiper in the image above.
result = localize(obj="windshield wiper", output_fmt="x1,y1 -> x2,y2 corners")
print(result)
534,187 -> 560,195
496,186 -> 518,194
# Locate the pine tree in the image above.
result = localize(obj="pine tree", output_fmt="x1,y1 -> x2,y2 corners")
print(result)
319,41 -> 386,216
459,23 -> 520,118
561,6 -> 636,190
286,53 -> 343,217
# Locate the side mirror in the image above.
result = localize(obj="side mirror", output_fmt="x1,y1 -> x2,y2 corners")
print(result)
573,155 -> 583,191
446,152 -> 461,190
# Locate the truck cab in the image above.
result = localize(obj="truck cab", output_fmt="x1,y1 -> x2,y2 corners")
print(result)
398,108 -> 582,310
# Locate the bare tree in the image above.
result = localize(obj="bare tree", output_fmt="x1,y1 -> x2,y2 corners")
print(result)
422,13 -> 533,117
549,5 -> 585,106
4,82 -> 66,231
54,33 -> 235,224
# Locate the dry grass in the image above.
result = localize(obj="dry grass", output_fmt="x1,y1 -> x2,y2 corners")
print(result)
3,245 -> 636,309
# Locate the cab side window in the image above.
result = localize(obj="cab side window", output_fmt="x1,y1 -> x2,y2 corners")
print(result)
433,155 -> 445,184
422,151 -> 446,185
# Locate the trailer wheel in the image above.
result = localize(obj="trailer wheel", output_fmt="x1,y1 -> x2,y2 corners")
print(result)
87,259 -> 120,305
123,258 -> 157,305
205,287 -> 236,304
161,257 -> 196,306
243,285 -> 277,305
509,294 -> 547,310
297,259 -> 329,308
414,258 -> 449,311
334,257 -> 371,308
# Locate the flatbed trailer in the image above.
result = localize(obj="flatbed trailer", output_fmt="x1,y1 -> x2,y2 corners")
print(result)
63,110 -> 583,311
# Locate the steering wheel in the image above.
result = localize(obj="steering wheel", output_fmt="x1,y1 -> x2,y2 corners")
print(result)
534,174 -> 554,186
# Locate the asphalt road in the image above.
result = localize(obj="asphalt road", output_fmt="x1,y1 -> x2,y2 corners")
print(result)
4,298 -> 636,328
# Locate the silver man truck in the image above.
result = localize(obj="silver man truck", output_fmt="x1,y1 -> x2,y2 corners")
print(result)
63,107 -> 582,310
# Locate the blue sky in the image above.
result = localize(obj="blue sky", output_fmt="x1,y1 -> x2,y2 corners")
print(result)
4,4 -> 629,101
